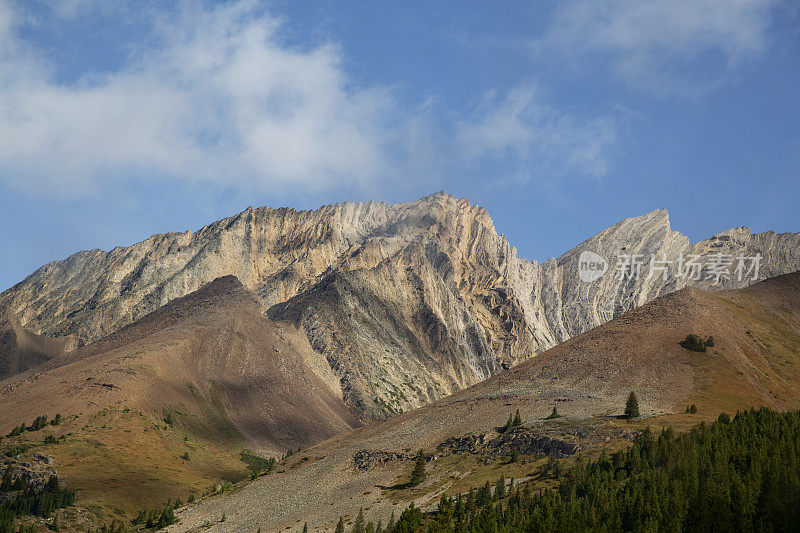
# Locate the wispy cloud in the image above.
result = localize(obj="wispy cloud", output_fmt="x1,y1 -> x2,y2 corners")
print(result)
458,83 -> 617,183
0,0 -> 619,198
0,1 -> 399,195
535,0 -> 780,96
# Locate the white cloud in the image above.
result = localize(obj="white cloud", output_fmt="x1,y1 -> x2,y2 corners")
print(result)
536,0 -> 779,96
458,84 -> 617,181
0,0 -> 619,197
0,0 -> 397,195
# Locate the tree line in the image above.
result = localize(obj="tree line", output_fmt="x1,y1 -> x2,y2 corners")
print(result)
0,474 -> 74,533
345,407 -> 800,532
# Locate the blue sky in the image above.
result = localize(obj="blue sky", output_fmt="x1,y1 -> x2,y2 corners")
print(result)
1,0 -> 798,292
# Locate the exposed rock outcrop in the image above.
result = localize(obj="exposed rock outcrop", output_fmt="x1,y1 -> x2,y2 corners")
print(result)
353,450 -> 412,471
0,453 -> 58,502
439,428 -> 581,458
2,193 -> 799,419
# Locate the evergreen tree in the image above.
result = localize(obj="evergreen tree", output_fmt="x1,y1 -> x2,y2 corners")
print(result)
409,451 -> 426,487
433,494 -> 454,530
302,522 -> 308,533
335,517 -> 345,533
353,508 -> 365,533
625,390 -> 640,419
393,503 -> 421,533
681,333 -> 708,352
157,506 -> 176,528
546,405 -> 560,419
27,415 -> 48,431
475,482 -> 492,508
493,476 -> 506,501
512,409 -> 522,427
502,413 -> 513,432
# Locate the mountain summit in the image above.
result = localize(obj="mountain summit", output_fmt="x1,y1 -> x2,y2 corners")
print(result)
2,194 -> 799,419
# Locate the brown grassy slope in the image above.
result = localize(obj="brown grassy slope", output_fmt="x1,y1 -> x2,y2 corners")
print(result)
169,272 -> 800,532
0,276 -> 358,451
476,270 -> 800,417
0,276 -> 358,517
0,309 -> 75,379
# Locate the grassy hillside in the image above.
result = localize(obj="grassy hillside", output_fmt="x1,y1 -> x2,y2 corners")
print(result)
169,272 -> 800,531
0,277 -> 357,530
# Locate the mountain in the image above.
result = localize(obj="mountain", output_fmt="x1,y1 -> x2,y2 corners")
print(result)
2,193 -> 800,419
168,272 -> 800,532
0,276 -> 357,515
0,275 -> 356,451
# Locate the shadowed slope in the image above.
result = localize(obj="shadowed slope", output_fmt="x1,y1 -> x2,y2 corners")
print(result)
0,275 -> 357,451
0,309 -> 74,379
0,276 -> 358,517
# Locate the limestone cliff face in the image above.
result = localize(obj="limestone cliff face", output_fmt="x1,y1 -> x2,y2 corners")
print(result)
2,193 -> 799,419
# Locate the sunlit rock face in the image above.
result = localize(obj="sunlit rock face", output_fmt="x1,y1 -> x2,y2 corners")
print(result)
2,193 -> 798,419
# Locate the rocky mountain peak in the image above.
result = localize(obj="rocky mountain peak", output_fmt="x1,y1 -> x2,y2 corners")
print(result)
2,194 -> 799,419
